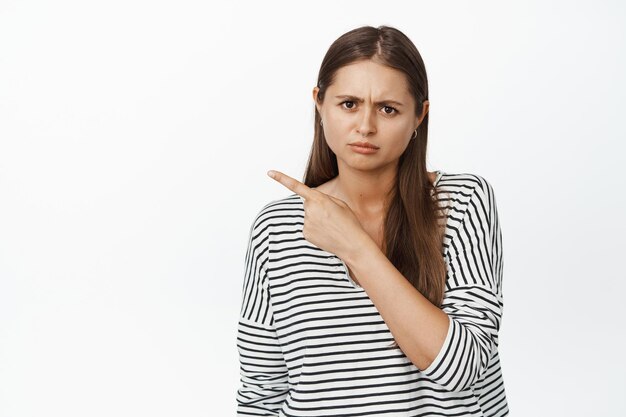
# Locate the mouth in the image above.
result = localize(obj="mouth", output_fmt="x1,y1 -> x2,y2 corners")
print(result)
349,141 -> 379,149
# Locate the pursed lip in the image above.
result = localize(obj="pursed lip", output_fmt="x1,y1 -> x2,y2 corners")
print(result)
349,141 -> 379,149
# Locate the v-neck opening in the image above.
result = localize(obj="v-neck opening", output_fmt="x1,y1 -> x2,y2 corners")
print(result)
299,170 -> 445,290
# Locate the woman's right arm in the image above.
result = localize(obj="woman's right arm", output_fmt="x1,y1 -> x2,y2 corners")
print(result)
236,208 -> 290,416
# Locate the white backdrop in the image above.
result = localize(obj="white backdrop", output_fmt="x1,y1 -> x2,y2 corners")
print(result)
1,1 -> 624,416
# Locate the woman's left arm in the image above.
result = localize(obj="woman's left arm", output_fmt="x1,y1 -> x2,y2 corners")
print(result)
345,177 -> 504,392
266,170 -> 504,393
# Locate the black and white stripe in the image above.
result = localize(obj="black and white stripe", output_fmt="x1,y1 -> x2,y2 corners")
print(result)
236,171 -> 509,416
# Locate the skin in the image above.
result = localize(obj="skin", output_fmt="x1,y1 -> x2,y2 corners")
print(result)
265,59 -> 449,372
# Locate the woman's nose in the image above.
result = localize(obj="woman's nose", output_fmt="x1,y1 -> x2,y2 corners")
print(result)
357,108 -> 376,136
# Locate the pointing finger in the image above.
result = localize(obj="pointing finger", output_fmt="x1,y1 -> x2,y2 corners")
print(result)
267,170 -> 316,200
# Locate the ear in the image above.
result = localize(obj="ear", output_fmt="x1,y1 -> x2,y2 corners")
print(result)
312,86 -> 321,113
416,99 -> 429,127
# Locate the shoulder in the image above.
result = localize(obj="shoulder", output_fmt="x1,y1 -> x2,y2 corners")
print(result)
436,171 -> 499,222
437,171 -> 494,194
248,193 -> 304,233
436,172 -> 502,257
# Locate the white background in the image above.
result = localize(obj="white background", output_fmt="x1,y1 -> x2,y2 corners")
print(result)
1,1 -> 625,416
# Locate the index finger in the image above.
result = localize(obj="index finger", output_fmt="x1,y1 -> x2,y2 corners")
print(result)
267,170 -> 315,200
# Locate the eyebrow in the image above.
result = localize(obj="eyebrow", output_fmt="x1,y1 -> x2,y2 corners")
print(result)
334,94 -> 404,107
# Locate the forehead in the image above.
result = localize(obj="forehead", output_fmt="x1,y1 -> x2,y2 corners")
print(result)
329,60 -> 411,99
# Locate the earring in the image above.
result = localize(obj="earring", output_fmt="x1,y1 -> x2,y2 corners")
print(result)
320,119 -> 323,126
411,129 -> 418,140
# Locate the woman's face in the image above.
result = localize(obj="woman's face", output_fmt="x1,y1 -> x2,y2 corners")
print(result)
313,60 -> 429,173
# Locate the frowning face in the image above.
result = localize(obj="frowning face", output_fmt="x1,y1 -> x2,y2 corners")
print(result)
313,59 -> 428,174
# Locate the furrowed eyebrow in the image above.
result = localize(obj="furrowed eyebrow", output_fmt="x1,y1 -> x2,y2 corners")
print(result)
334,95 -> 404,107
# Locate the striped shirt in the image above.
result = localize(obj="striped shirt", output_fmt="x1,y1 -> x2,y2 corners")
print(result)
236,171 -> 509,416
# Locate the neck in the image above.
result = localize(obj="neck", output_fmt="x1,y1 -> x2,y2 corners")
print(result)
333,161 -> 397,217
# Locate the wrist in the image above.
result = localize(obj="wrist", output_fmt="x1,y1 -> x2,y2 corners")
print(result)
344,231 -> 380,268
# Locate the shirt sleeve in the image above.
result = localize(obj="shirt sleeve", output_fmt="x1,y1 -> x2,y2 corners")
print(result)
236,208 -> 290,416
419,176 -> 505,392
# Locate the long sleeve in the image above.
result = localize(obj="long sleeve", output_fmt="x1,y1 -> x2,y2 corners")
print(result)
420,176 -> 505,392
236,208 -> 290,416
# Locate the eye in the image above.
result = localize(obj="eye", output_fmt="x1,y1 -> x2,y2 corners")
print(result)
340,100 -> 356,110
382,105 -> 398,115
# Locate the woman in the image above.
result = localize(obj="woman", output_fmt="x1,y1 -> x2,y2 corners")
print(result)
236,25 -> 508,416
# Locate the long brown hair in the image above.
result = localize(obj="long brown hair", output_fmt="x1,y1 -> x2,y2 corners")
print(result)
303,25 -> 449,308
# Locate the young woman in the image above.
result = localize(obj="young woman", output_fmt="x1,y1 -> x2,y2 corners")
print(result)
236,25 -> 508,416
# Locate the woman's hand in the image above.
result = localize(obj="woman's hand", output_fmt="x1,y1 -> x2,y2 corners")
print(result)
267,169 -> 371,262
